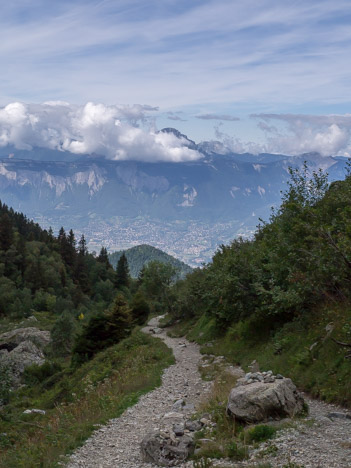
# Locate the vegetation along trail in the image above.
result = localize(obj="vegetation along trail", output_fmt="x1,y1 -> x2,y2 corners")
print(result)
66,316 -> 212,468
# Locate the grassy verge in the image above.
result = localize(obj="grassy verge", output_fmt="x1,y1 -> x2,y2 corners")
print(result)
170,302 -> 351,407
0,330 -> 174,468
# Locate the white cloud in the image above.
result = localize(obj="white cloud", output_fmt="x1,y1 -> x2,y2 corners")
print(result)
214,125 -> 264,154
0,102 -> 202,162
252,113 -> 351,156
196,113 -> 240,121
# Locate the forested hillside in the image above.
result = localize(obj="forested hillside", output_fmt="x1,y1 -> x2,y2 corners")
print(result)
167,163 -> 351,406
109,244 -> 192,278
0,203 -> 177,467
0,202 -> 117,320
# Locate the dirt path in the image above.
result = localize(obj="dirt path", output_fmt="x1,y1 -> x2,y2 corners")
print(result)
66,316 -> 212,468
67,317 -> 351,468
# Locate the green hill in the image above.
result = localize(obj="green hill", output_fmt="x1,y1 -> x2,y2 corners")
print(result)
109,244 -> 192,278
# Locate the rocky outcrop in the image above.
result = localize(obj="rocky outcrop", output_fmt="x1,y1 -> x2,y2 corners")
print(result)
141,430 -> 194,466
227,371 -> 305,424
140,413 -> 211,466
0,327 -> 51,388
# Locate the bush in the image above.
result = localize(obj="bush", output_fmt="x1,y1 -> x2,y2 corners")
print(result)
246,425 -> 276,443
130,291 -> 150,325
72,294 -> 132,366
23,361 -> 62,386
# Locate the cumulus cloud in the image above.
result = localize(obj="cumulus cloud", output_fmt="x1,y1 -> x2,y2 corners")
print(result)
252,113 -> 351,156
214,125 -> 264,154
196,113 -> 240,122
0,102 -> 201,162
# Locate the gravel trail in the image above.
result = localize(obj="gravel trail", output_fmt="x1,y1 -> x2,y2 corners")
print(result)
242,397 -> 351,468
66,316 -> 212,468
67,316 -> 351,468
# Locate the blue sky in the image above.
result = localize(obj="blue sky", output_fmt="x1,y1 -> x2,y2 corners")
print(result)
1,0 -> 351,158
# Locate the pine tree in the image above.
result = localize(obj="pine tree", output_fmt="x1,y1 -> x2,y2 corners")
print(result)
78,234 -> 87,256
116,253 -> 130,288
97,247 -> 111,267
106,293 -> 132,341
0,213 -> 13,251
74,234 -> 90,294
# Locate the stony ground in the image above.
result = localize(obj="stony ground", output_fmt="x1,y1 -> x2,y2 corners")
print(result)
67,317 -> 351,468
241,398 -> 351,468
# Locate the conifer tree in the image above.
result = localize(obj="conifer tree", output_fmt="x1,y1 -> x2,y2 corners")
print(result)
78,234 -> 87,256
97,247 -> 111,267
116,253 -> 130,288
0,213 -> 13,251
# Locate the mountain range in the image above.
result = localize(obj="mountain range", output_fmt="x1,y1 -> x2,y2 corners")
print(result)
0,128 -> 348,265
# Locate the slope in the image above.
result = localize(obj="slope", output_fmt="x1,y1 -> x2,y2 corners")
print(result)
109,244 -> 193,278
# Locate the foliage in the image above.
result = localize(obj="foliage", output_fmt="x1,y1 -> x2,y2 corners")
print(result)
0,201 -> 117,320
246,425 -> 276,443
72,294 -> 132,365
130,290 -> 150,325
139,260 -> 177,313
169,163 -> 351,329
115,253 -> 130,288
23,361 -> 62,386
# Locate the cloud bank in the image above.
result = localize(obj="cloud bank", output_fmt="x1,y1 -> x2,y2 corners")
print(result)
0,102 -> 202,162
252,114 -> 351,156
196,113 -> 240,122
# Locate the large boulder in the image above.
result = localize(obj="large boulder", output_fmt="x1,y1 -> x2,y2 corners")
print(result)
227,373 -> 305,424
0,327 -> 51,389
141,430 -> 194,466
0,327 -> 50,349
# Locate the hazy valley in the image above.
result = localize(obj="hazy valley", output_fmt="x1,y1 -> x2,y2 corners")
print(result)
0,129 -> 348,265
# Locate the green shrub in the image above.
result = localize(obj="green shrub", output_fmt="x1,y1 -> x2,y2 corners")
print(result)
246,425 -> 276,443
23,361 -> 62,386
72,294 -> 132,366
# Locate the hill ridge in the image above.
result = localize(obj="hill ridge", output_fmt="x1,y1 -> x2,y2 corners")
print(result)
108,244 -> 193,278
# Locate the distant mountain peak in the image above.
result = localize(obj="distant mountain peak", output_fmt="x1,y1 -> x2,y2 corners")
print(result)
159,128 -> 196,148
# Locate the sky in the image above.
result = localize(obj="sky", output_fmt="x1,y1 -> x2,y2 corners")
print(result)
1,0 -> 351,160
